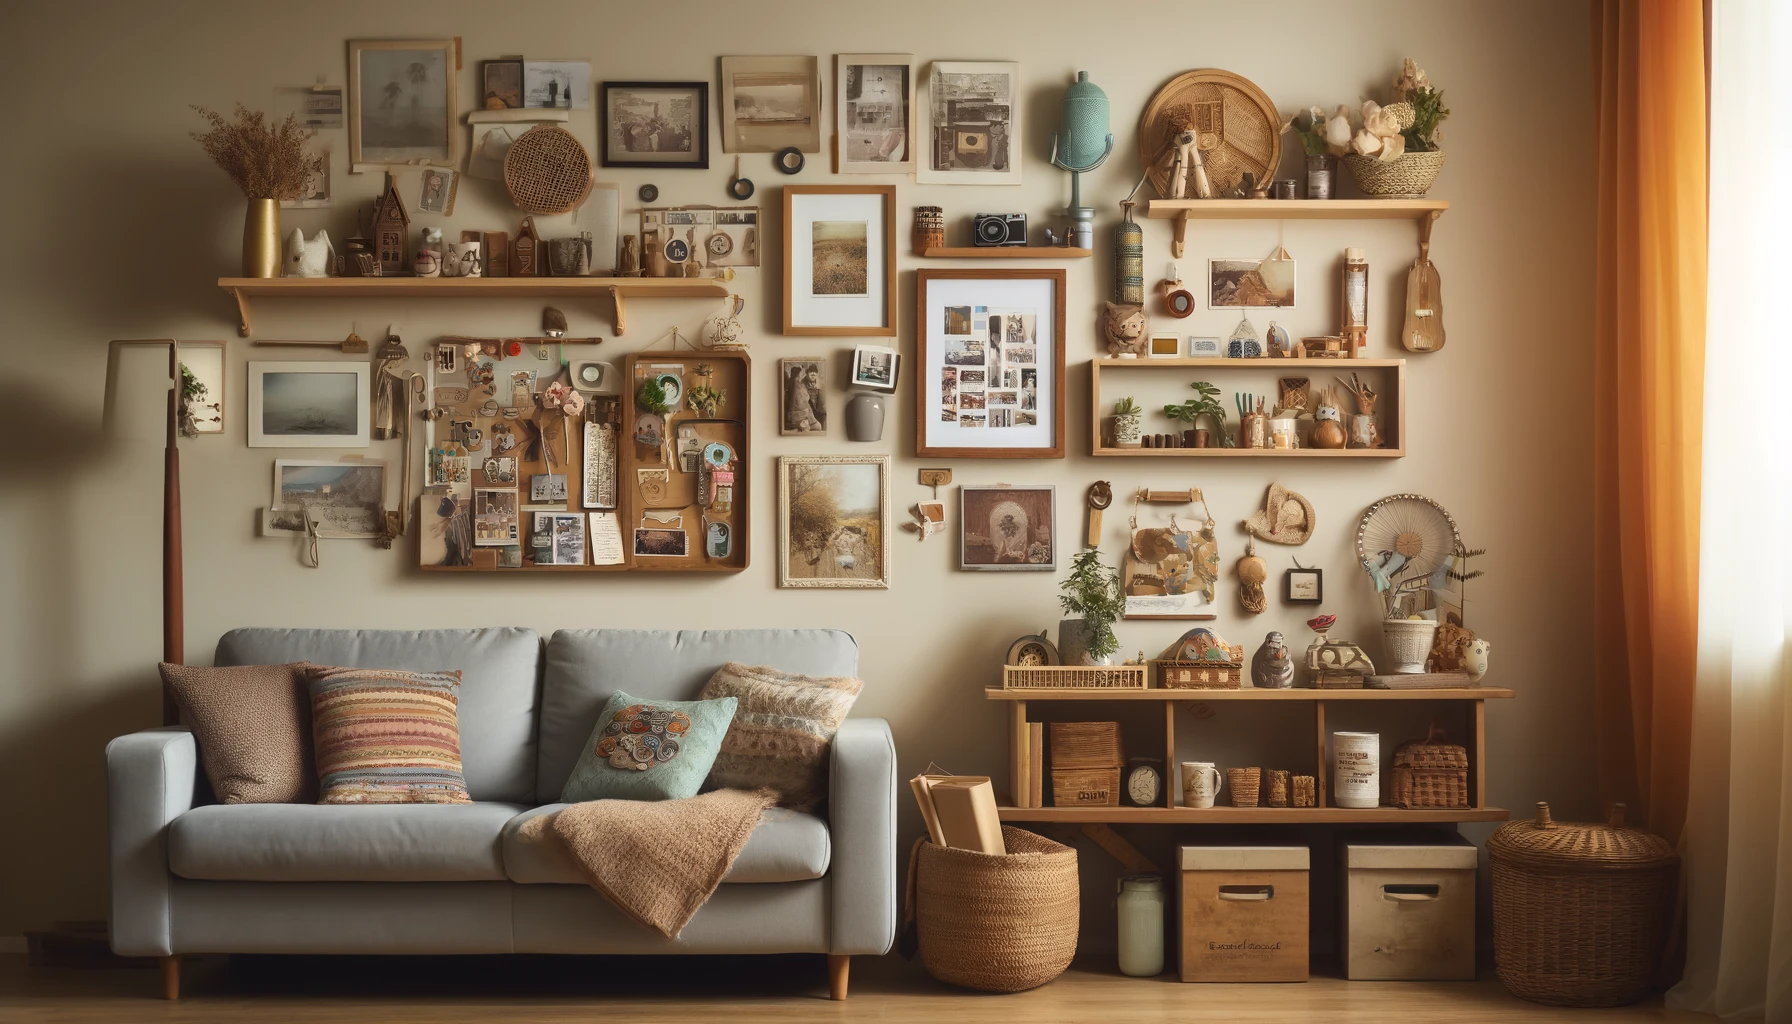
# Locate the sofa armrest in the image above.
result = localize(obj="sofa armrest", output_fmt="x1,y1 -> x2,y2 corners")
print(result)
827,717 -> 896,955
106,727 -> 198,957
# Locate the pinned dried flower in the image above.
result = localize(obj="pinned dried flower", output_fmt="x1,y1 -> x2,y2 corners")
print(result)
542,381 -> 584,416
190,104 -> 320,201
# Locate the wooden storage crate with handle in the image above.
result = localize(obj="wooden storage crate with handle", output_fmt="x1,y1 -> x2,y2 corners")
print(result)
1179,845 -> 1310,982
1049,721 -> 1122,807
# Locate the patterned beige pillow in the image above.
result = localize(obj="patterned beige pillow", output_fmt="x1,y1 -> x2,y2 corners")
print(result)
159,662 -> 315,804
700,662 -> 863,811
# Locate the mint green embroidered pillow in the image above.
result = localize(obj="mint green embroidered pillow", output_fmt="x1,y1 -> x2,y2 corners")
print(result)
559,690 -> 737,803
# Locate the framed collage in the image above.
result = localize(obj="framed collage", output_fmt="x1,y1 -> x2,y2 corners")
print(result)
914,269 -> 1065,458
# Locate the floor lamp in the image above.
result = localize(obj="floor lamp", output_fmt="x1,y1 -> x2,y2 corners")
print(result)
104,339 -> 183,725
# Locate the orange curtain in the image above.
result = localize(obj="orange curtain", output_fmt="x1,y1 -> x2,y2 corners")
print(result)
1590,0 -> 1707,847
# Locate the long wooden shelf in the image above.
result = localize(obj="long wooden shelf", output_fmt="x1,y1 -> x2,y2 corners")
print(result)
1145,198 -> 1448,258
1093,446 -> 1403,459
985,687 -> 1514,701
217,276 -> 730,337
917,246 -> 1092,259
997,806 -> 1509,824
1096,357 -> 1405,370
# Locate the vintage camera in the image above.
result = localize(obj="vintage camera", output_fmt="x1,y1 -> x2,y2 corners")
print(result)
972,212 -> 1028,247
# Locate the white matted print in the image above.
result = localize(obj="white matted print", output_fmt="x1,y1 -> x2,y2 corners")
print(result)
782,186 -> 894,335
917,271 -> 1063,457
247,361 -> 369,447
918,61 -> 1021,185
270,460 -> 387,538
721,55 -> 821,153
836,54 -> 913,172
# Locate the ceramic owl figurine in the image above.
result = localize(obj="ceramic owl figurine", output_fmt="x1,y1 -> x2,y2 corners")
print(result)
284,228 -> 335,278
1459,637 -> 1492,682
1251,631 -> 1294,689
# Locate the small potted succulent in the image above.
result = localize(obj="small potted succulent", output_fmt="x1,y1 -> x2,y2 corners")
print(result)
1164,380 -> 1226,448
1058,548 -> 1124,666
1113,397 -> 1143,447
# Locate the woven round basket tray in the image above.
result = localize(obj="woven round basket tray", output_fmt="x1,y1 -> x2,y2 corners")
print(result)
1138,69 -> 1282,199
906,827 -> 1079,992
1343,150 -> 1445,198
503,125 -> 593,215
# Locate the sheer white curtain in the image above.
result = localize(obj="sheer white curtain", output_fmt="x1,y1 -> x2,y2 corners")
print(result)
1668,1 -> 1792,1020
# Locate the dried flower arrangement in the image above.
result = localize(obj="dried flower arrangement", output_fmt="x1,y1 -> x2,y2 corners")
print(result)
1282,59 -> 1450,165
190,104 -> 320,200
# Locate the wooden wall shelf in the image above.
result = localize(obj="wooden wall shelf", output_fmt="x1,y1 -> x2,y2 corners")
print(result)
1091,357 -> 1406,458
1145,198 -> 1448,258
917,246 -> 1092,259
217,277 -> 730,337
985,687 -> 1514,702
997,806 -> 1510,824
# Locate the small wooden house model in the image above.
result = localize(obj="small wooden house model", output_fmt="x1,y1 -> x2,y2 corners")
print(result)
372,176 -> 411,277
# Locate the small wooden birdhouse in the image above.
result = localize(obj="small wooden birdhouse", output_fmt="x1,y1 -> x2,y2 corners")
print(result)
513,216 -> 541,277
372,173 -> 411,277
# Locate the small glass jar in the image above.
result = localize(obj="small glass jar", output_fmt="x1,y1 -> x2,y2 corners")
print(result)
1306,154 -> 1335,200
1117,874 -> 1165,977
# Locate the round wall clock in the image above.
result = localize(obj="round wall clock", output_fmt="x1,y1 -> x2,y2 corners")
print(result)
1005,632 -> 1060,667
1125,760 -> 1163,807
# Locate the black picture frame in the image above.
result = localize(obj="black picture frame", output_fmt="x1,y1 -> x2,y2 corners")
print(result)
601,81 -> 710,169
1284,567 -> 1324,604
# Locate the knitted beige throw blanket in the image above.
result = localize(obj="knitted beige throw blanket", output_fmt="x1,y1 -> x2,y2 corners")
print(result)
518,788 -> 776,938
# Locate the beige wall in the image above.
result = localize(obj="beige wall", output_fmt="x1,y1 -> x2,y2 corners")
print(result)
0,0 -> 1595,946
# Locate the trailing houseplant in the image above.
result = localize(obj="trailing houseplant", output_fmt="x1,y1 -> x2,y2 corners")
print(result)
1058,548 -> 1124,666
190,104 -> 321,277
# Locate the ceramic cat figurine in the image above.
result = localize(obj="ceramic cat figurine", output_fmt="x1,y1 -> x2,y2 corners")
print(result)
284,228 -> 335,278
1101,302 -> 1148,358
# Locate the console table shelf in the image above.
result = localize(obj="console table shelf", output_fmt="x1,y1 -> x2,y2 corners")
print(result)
217,276 -> 730,337
997,806 -> 1510,824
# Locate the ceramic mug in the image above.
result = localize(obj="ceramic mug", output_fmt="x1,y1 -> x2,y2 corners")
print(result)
1179,761 -> 1221,809
444,241 -> 483,278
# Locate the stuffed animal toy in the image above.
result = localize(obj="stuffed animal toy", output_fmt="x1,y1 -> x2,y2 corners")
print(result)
284,228 -> 335,278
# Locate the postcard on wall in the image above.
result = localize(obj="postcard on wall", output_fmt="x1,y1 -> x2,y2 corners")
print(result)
473,487 -> 520,546
917,61 -> 1021,185
835,54 -> 913,172
269,460 -> 388,539
1209,251 -> 1296,308
720,55 -> 821,153
588,512 -> 625,566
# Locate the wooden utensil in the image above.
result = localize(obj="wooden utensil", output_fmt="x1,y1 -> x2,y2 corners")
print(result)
1402,210 -> 1445,352
1085,481 -> 1112,548
252,333 -> 369,353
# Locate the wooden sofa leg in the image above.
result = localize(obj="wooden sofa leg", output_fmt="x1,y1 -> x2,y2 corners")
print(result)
160,955 -> 180,1000
828,953 -> 849,1001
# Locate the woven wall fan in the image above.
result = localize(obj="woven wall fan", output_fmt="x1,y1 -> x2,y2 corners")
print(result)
1355,493 -> 1461,603
1138,69 -> 1282,198
503,125 -> 593,215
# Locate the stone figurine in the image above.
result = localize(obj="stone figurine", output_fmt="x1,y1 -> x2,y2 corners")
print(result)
1251,631 -> 1294,689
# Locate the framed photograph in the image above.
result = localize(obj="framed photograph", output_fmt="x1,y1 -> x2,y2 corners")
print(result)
601,81 -> 708,169
1285,566 -> 1324,603
778,455 -> 890,588
720,55 -> 820,153
247,361 -> 369,448
1148,334 -> 1182,359
918,61 -> 1021,185
960,485 -> 1056,571
523,60 -> 590,109
481,59 -> 524,109
473,488 -> 520,546
176,341 -> 225,436
782,185 -> 896,336
348,39 -> 458,168
1188,336 -> 1222,357
1209,255 -> 1296,308
915,269 -> 1065,458
417,167 -> 457,215
835,54 -> 913,172
779,358 -> 827,436
270,460 -> 387,539
851,345 -> 899,391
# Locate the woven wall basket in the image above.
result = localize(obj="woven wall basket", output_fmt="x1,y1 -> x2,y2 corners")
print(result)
906,827 -> 1078,992
1343,150 -> 1445,198
503,125 -> 594,215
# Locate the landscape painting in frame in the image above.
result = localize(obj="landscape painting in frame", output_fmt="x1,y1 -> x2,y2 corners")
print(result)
247,362 -> 369,447
268,460 -> 387,539
918,61 -> 1021,185
348,39 -> 458,167
836,54 -> 913,172
960,485 -> 1055,571
778,455 -> 889,588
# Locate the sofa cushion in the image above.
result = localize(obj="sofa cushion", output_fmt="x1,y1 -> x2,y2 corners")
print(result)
169,802 -> 527,882
538,629 -> 858,803
700,663 -> 863,811
501,804 -> 830,884
308,666 -> 472,804
159,662 -> 314,804
558,692 -> 737,803
216,628 -> 540,803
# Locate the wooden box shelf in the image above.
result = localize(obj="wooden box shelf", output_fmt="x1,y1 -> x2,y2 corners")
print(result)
1091,357 -> 1406,458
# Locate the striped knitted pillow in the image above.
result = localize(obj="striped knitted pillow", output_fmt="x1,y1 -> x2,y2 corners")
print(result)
700,662 -> 863,811
307,666 -> 471,804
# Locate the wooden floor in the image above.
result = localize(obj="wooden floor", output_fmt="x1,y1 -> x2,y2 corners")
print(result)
0,952 -> 1714,1023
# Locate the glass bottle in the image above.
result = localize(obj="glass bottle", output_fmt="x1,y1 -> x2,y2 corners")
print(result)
1117,874 -> 1165,976
1340,247 -> 1368,353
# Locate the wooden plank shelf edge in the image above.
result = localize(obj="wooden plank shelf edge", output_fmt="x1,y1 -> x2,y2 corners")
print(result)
917,246 -> 1092,259
996,805 -> 1510,824
984,687 -> 1515,701
1144,198 -> 1448,259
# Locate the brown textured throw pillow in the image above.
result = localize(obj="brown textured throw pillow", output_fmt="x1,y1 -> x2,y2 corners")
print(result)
158,662 -> 315,804
700,662 -> 863,811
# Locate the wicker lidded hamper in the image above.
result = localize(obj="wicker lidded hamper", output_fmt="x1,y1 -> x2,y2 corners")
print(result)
905,827 -> 1079,992
1488,802 -> 1678,1007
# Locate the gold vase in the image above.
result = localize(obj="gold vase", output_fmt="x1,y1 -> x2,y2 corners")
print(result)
241,198 -> 280,278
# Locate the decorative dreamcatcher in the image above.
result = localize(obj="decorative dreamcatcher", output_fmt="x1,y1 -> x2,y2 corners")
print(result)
1355,493 -> 1461,617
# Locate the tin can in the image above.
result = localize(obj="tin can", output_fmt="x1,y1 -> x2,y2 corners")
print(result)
1272,179 -> 1298,200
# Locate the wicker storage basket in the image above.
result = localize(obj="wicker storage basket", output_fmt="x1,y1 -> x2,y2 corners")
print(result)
1049,721 -> 1121,768
906,828 -> 1079,991
1002,664 -> 1147,690
1389,720 -> 1468,809
1227,767 -> 1261,807
1489,802 -> 1678,1007
1342,150 -> 1445,198
1153,656 -> 1243,689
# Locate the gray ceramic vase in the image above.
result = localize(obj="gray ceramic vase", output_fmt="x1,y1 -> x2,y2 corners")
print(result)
845,392 -> 885,441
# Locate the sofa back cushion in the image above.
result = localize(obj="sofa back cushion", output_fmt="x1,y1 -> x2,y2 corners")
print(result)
537,629 -> 857,803
215,628 -> 540,803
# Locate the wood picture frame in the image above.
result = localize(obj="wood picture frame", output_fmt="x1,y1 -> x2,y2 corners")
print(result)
720,55 -> 821,154
834,54 -> 914,172
960,484 -> 1056,571
247,361 -> 369,448
347,39 -> 460,170
600,81 -> 710,169
782,185 -> 896,336
777,454 -> 890,588
915,268 -> 1066,459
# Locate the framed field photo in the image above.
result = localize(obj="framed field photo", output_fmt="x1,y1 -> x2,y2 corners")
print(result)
835,54 -> 913,172
960,484 -> 1055,571
601,81 -> 709,169
782,185 -> 896,336
348,39 -> 459,169
777,455 -> 890,589
915,269 -> 1065,458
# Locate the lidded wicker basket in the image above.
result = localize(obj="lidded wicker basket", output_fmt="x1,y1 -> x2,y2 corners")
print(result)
503,125 -> 594,215
1488,802 -> 1678,1007
1389,719 -> 1468,808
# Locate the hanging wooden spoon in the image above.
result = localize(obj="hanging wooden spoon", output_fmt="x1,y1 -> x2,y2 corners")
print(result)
1402,210 -> 1446,352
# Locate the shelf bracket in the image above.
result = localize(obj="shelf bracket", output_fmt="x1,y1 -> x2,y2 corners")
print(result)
231,287 -> 252,337
1417,208 -> 1441,263
611,288 -> 627,336
1171,211 -> 1189,259
1079,822 -> 1163,874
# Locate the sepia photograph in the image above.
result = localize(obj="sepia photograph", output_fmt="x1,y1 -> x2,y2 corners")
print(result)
633,527 -> 688,557
960,485 -> 1055,571
943,337 -> 985,366
811,220 -> 869,296
602,81 -> 707,168
919,61 -> 1021,184
272,460 -> 387,539
837,54 -> 912,171
943,305 -> 972,334
417,167 -> 457,215
721,56 -> 820,153
481,59 -> 523,109
350,40 -> 457,166
778,455 -> 889,588
1209,255 -> 1297,308
851,345 -> 898,391
473,488 -> 520,546
248,362 -> 369,447
780,359 -> 827,436
523,60 -> 590,109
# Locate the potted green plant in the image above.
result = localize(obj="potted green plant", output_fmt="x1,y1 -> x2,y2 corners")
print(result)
1058,548 -> 1124,666
1113,397 -> 1143,448
1164,381 -> 1226,447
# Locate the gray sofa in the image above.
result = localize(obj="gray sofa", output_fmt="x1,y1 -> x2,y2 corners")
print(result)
106,627 -> 897,1000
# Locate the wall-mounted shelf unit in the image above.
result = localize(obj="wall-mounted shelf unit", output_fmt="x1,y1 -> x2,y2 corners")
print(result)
991,685 -> 1512,822
1090,357 -> 1406,458
217,277 -> 730,338
1145,198 -> 1447,258
916,246 -> 1092,259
